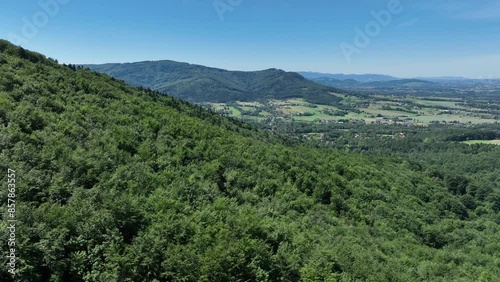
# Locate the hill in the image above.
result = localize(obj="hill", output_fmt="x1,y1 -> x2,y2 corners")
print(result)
86,61 -> 342,105
1,40 -> 500,281
308,77 -> 361,88
310,75 -> 500,98
364,78 -> 434,87
310,77 -> 434,88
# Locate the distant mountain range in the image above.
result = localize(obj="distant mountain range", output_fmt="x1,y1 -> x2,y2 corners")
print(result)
299,72 -> 398,83
415,77 -> 500,84
85,61 -> 342,105
85,61 -> 499,102
309,77 -> 434,89
305,73 -> 500,98
300,72 -> 500,84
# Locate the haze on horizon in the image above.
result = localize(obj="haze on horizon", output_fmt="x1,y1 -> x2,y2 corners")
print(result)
2,0 -> 499,79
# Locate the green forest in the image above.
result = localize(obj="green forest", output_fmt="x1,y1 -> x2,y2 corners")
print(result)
86,61 -> 341,105
1,40 -> 500,281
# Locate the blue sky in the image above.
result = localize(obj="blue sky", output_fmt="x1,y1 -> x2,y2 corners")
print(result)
2,0 -> 499,78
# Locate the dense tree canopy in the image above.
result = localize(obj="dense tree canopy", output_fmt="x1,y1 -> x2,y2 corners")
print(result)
1,40 -> 500,281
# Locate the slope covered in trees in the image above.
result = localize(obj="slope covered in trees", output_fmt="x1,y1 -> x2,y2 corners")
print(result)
1,40 -> 500,281
86,61 -> 342,105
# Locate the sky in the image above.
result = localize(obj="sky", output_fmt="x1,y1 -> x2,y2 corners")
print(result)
1,0 -> 500,78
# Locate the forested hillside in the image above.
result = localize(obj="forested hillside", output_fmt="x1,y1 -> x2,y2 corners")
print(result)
86,61 -> 342,105
1,40 -> 500,281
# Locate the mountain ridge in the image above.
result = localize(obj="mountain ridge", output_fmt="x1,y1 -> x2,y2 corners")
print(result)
85,61 -> 343,105
299,72 -> 399,82
300,72 -> 500,83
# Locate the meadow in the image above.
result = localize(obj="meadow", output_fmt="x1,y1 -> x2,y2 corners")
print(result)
207,95 -> 499,126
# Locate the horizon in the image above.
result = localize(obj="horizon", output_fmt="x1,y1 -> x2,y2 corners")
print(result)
2,0 -> 500,78
82,59 -> 499,80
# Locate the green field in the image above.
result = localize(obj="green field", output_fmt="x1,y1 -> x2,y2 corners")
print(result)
408,98 -> 464,109
416,115 -> 498,124
207,95 -> 499,126
228,106 -> 242,117
463,140 -> 500,145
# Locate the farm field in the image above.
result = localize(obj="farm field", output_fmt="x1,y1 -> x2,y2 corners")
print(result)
205,94 -> 499,126
463,140 -> 500,145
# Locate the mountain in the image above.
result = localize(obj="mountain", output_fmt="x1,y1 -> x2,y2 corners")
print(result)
1,40 -> 500,281
309,74 -> 500,98
299,72 -> 399,82
310,77 -> 435,92
415,77 -> 500,86
310,77 -> 361,88
300,72 -> 500,85
363,78 -> 435,88
414,76 -> 471,82
86,61 -> 342,105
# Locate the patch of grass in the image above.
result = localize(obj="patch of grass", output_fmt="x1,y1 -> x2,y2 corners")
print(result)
240,106 -> 256,112
411,99 -> 464,109
228,106 -> 242,117
364,109 -> 415,117
416,115 -> 497,124
279,106 -> 314,115
206,96 -> 499,125
463,140 -> 500,145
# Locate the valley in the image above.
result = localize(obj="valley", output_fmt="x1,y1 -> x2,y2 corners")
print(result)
205,95 -> 499,126
86,60 -> 500,129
